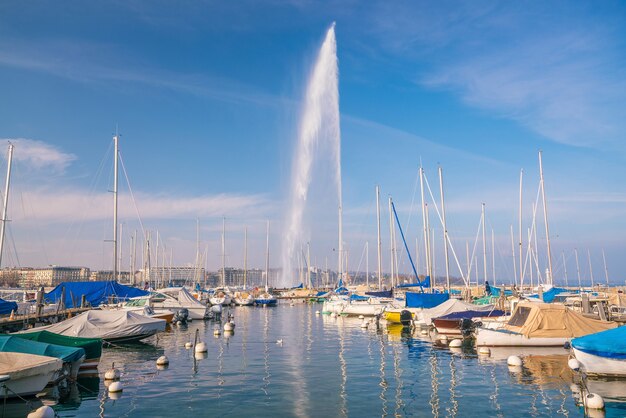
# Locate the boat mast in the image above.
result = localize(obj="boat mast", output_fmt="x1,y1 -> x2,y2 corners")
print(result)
388,196 -> 394,288
518,169 -> 523,287
510,225 -> 517,286
244,226 -> 248,289
587,249 -> 595,288
482,203 -> 487,284
338,200 -> 343,284
113,133 -> 119,282
439,167 -> 450,292
574,248 -> 582,289
419,167 -> 430,282
562,251 -> 568,287
538,151 -> 553,285
265,220 -> 270,292
376,185 -> 382,290
222,217 -> 226,288
365,241 -> 369,288
0,143 -> 14,269
602,249 -> 609,287
491,229 -> 496,285
307,241 -> 311,289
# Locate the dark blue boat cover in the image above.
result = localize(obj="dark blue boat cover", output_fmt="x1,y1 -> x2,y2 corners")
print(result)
0,335 -> 85,362
45,281 -> 148,308
571,326 -> 626,359
0,298 -> 18,315
405,292 -> 449,308
350,294 -> 370,301
365,290 -> 393,298
437,309 -> 505,320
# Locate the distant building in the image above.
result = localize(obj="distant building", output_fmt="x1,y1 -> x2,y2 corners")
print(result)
3,266 -> 92,288
137,266 -> 205,288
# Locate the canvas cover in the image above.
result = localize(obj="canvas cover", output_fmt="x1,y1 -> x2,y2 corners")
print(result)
571,325 -> 626,359
14,330 -> 102,361
608,293 -> 626,307
0,335 -> 84,363
45,281 -> 148,308
406,292 -> 449,309
504,302 -> 616,338
0,352 -> 62,380
0,298 -> 18,315
418,299 -> 495,325
36,310 -> 165,341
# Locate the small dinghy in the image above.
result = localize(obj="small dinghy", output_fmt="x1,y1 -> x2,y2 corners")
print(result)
35,310 -> 166,344
0,352 -> 62,398
0,335 -> 85,381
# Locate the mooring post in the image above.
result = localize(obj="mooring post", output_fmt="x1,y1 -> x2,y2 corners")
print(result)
35,287 -> 44,317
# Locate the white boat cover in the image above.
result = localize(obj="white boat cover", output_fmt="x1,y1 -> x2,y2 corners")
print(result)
418,299 -> 495,325
35,310 -> 166,340
0,352 -> 62,379
156,287 -> 206,308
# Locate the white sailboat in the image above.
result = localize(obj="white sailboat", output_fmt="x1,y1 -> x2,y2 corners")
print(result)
255,220 -> 277,306
234,226 -> 254,306
210,218 -> 233,305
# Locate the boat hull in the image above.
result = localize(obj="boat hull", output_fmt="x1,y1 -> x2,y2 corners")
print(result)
573,347 -> 626,377
0,353 -> 62,398
475,327 -> 570,347
255,299 -> 277,306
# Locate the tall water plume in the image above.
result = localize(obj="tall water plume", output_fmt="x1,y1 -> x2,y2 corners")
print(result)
279,23 -> 342,288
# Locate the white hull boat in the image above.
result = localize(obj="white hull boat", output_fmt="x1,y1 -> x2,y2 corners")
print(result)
340,301 -> 388,317
154,287 -> 208,320
233,292 -> 255,306
475,327 -> 570,347
0,352 -> 62,398
571,325 -> 626,376
572,348 -> 626,377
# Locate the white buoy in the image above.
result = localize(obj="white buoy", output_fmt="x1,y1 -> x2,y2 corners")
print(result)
358,315 -> 365,320
478,347 -> 491,356
449,339 -> 463,348
156,356 -> 169,366
27,405 -> 55,418
214,328 -> 221,336
104,364 -> 121,380
568,358 -> 581,371
195,342 -> 208,353
360,321 -> 368,328
315,311 -> 320,315
224,322 -> 234,331
585,393 -> 605,410
176,321 -> 182,326
194,351 -> 208,360
108,381 -> 123,393
507,355 -> 523,367
185,342 -> 193,349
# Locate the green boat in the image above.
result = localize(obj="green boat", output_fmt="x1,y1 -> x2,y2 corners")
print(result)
14,330 -> 102,373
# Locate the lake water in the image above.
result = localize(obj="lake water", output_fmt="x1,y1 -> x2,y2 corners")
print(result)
22,303 -> 626,417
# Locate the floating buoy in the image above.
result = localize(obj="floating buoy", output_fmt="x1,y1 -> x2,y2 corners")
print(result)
315,311 -> 320,315
176,321 -> 183,326
507,355 -> 523,367
360,321 -> 368,328
585,393 -> 605,410
195,342 -> 208,353
224,330 -> 234,337
185,342 -> 193,349
224,322 -> 234,331
108,381 -> 123,393
104,364 -> 121,380
478,347 -> 491,356
156,356 -> 169,366
358,315 -> 364,320
27,405 -> 55,418
194,351 -> 208,360
214,328 -> 221,336
449,339 -> 463,348
290,303 -> 295,307
438,335 -> 448,344
568,358 -> 581,371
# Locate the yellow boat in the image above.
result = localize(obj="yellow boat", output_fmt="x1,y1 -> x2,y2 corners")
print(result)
384,308 -> 421,324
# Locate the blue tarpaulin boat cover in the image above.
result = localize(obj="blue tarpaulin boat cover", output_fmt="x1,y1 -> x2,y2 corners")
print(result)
527,287 -> 575,303
365,290 -> 393,298
45,281 -> 148,308
0,298 -> 18,315
437,309 -> 505,320
350,294 -> 370,301
490,287 -> 513,297
405,292 -> 449,309
0,335 -> 85,363
572,326 -> 626,359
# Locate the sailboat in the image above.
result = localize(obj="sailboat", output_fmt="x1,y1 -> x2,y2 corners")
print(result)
210,217 -> 233,306
255,221 -> 277,306
234,226 -> 254,306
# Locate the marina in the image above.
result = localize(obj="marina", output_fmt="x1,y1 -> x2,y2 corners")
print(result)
3,301 -> 622,417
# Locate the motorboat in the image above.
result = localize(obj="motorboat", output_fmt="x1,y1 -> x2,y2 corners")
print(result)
432,309 -> 505,336
13,330 -> 102,373
0,335 -> 84,381
0,352 -> 62,398
475,302 -> 616,347
34,310 -> 166,344
571,325 -> 626,376
153,287 -> 208,320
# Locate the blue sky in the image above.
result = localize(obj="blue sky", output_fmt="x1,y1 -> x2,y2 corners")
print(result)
0,1 -> 625,286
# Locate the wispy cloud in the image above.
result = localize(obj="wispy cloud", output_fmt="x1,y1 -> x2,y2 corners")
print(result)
1,138 -> 76,172
365,1 -> 626,150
